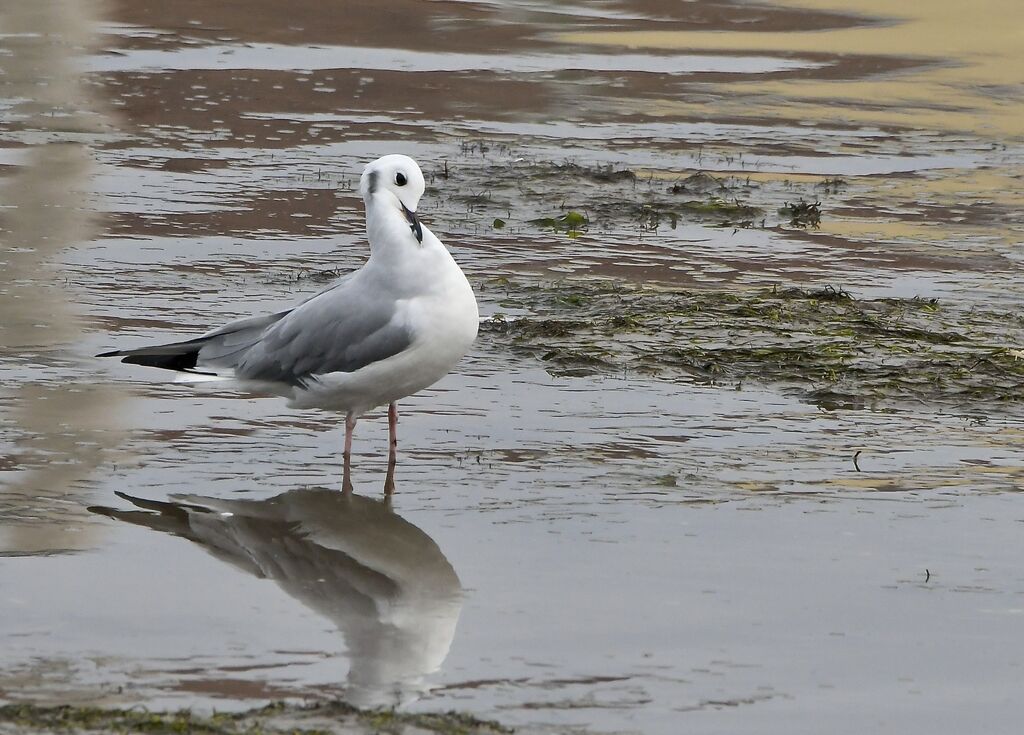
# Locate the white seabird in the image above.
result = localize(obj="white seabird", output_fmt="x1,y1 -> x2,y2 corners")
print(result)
99,154 -> 479,468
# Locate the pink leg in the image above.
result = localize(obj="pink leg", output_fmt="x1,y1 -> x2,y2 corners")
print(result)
344,413 -> 357,459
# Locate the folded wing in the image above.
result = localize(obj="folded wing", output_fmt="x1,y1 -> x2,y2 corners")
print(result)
98,274 -> 413,386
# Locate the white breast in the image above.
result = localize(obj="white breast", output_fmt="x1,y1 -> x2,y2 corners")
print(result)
289,231 -> 478,415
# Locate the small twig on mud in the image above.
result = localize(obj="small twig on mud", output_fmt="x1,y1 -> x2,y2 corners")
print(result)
853,450 -> 862,472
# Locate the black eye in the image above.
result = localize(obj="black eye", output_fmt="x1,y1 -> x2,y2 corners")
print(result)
395,172 -> 407,186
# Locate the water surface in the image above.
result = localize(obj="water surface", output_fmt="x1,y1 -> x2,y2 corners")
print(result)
1,1 -> 1023,733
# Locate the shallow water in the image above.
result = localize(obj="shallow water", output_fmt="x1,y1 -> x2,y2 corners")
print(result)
2,1 -> 1023,733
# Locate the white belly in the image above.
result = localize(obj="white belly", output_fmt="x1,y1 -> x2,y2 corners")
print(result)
287,274 -> 478,415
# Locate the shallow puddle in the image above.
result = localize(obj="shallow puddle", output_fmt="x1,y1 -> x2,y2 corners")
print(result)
2,1 -> 1023,734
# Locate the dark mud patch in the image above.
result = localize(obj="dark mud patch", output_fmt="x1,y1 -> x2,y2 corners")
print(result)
478,279 -> 1024,412
107,0 -> 886,52
778,200 -> 822,228
0,702 -> 516,735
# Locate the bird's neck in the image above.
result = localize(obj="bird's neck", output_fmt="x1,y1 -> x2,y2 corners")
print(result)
365,199 -> 418,255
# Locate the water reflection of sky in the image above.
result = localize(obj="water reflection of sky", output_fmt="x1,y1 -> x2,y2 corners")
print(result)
87,43 -> 825,75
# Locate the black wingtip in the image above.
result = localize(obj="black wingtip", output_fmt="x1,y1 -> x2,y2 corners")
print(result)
117,351 -> 200,371
96,349 -> 122,358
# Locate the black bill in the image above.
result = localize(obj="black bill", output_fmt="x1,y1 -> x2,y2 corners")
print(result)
401,201 -> 423,243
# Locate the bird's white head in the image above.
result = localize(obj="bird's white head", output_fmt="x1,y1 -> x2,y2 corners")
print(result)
360,154 -> 427,244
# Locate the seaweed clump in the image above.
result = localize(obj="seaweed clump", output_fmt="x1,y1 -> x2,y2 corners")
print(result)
477,279 -> 1024,412
779,200 -> 822,228
529,210 -> 588,236
0,701 -> 515,734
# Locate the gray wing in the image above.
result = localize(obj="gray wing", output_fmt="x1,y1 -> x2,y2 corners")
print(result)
233,278 -> 412,386
101,310 -> 293,372
193,274 -> 360,369
98,271 -> 410,381
194,310 -> 292,369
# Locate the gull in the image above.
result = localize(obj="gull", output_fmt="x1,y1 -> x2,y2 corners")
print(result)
99,155 -> 479,472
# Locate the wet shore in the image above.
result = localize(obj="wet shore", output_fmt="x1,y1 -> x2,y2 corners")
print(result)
2,1 -> 1022,734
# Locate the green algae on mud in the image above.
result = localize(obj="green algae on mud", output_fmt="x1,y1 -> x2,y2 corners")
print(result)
0,702 -> 514,735
478,279 -> 1024,412
430,157 -> 781,234
529,210 -> 589,235
517,167 -> 765,231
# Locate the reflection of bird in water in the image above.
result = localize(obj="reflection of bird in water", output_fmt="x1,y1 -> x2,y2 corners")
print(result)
89,471 -> 462,708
